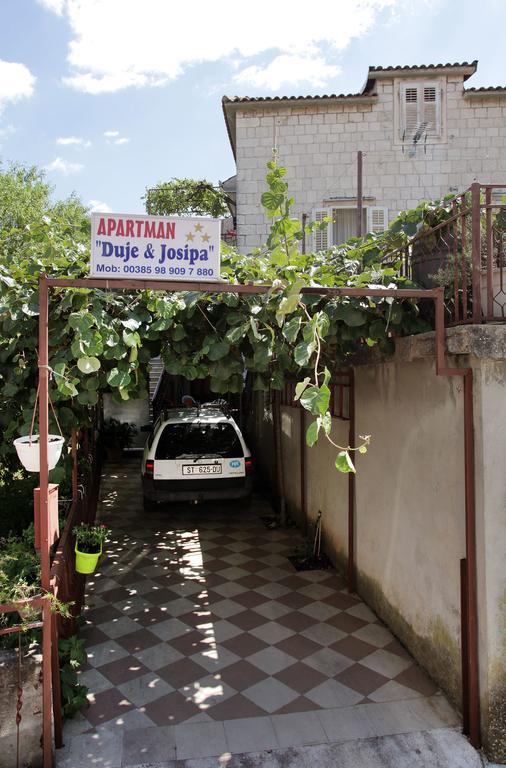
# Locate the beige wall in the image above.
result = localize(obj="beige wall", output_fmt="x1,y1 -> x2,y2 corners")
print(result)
233,74 -> 506,251
103,393 -> 150,449
249,330 -> 506,760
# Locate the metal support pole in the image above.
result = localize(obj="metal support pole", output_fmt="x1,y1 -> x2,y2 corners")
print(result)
301,213 -> 307,255
273,390 -> 286,526
434,288 -> 480,748
347,370 -> 356,593
463,368 -> 480,747
299,408 -> 307,533
471,183 -> 482,323
38,274 -> 53,768
357,151 -> 363,237
460,558 -> 470,735
485,188 -> 493,320
71,429 -> 78,504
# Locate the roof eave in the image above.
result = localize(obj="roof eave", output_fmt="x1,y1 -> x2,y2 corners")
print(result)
223,95 -> 377,158
367,62 -> 478,81
464,88 -> 506,98
222,98 -> 237,161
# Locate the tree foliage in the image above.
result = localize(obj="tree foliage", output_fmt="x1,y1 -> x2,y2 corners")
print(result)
0,158 -> 444,474
144,178 -> 229,218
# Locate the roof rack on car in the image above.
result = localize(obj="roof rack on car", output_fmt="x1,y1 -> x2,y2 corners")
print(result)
198,399 -> 233,418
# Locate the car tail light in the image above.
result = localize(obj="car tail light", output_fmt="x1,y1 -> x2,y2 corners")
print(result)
245,458 -> 253,476
145,459 -> 154,478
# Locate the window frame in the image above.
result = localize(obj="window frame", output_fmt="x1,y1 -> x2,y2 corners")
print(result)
394,76 -> 446,147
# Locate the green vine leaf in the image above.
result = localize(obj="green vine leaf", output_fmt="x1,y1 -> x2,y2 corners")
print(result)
77,356 -> 100,374
335,451 -> 356,473
306,420 -> 320,447
300,385 -> 330,417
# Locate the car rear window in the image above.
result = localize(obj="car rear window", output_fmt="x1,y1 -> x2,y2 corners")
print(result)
155,422 -> 244,460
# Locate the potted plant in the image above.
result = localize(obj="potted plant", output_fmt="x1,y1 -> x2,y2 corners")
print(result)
73,522 -> 110,574
101,418 -> 137,461
13,434 -> 65,472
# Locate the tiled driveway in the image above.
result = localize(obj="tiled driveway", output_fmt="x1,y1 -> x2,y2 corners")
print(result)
57,461 -> 460,766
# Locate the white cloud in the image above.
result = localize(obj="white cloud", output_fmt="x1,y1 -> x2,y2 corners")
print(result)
88,199 -> 112,213
0,60 -> 36,111
37,0 -> 65,14
234,55 -> 341,91
103,130 -> 130,145
56,136 -> 91,146
39,0 -> 399,94
45,157 -> 84,174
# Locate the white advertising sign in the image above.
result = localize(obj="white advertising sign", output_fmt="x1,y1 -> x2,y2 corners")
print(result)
90,213 -> 221,281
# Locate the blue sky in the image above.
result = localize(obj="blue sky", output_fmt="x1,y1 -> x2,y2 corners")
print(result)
0,0 -> 504,215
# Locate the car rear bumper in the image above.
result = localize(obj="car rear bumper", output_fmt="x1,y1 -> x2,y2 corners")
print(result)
142,475 -> 253,503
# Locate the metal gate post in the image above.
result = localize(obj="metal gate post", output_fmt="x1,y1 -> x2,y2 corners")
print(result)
38,274 -> 53,768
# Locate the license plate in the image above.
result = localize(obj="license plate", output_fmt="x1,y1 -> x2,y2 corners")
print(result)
182,464 -> 222,476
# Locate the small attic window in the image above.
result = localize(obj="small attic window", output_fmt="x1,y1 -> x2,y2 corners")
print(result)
400,82 -> 441,142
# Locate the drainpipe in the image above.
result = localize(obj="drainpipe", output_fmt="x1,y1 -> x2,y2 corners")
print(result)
435,288 -> 480,748
347,369 -> 356,593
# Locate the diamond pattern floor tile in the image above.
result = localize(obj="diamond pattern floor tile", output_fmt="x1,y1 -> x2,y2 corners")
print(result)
72,462 -> 444,739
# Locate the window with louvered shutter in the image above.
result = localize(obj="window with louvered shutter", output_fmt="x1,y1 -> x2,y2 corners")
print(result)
367,207 -> 388,234
423,86 -> 438,134
313,208 -> 331,250
403,87 -> 419,140
400,82 -> 441,141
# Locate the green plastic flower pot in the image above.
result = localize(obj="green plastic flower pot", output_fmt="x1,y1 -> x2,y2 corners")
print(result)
75,543 -> 102,574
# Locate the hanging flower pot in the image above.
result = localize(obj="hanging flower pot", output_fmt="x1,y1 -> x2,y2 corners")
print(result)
75,543 -> 102,574
73,523 -> 111,575
13,434 -> 65,472
13,381 -> 65,472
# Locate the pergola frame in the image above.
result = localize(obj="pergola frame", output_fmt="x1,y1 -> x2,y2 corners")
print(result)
36,274 -> 480,766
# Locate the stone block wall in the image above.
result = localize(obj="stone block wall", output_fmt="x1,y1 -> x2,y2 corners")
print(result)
233,75 -> 506,251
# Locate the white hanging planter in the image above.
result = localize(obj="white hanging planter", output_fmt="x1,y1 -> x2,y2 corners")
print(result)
13,435 -> 65,472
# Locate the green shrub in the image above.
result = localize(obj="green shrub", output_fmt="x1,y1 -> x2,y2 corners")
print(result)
58,633 -> 89,718
0,475 -> 38,539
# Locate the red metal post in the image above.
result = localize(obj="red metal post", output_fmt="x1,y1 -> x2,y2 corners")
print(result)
485,188 -> 493,321
71,429 -> 78,503
347,369 -> 356,593
463,369 -> 480,746
38,274 -> 53,768
461,198 -> 469,320
471,183 -> 482,323
452,201 -> 460,323
434,288 -> 480,748
460,558 -> 470,735
299,408 -> 307,534
51,613 -> 63,749
357,151 -> 363,237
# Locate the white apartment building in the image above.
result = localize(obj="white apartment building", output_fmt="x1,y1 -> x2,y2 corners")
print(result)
222,61 -> 506,252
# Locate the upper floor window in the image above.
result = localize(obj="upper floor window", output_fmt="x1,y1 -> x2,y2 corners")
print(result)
400,82 -> 441,142
313,206 -> 388,250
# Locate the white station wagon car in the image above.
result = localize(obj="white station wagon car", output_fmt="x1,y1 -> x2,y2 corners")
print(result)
141,405 -> 253,508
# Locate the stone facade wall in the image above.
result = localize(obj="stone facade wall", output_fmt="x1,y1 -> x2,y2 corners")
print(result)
233,74 -> 506,251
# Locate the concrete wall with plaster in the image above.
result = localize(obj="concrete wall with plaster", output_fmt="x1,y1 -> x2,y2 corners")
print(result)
249,327 -> 506,761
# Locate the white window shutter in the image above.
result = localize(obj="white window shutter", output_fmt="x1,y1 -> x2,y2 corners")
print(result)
367,207 -> 388,234
422,84 -> 441,136
401,82 -> 441,141
312,208 -> 332,250
401,85 -> 419,141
